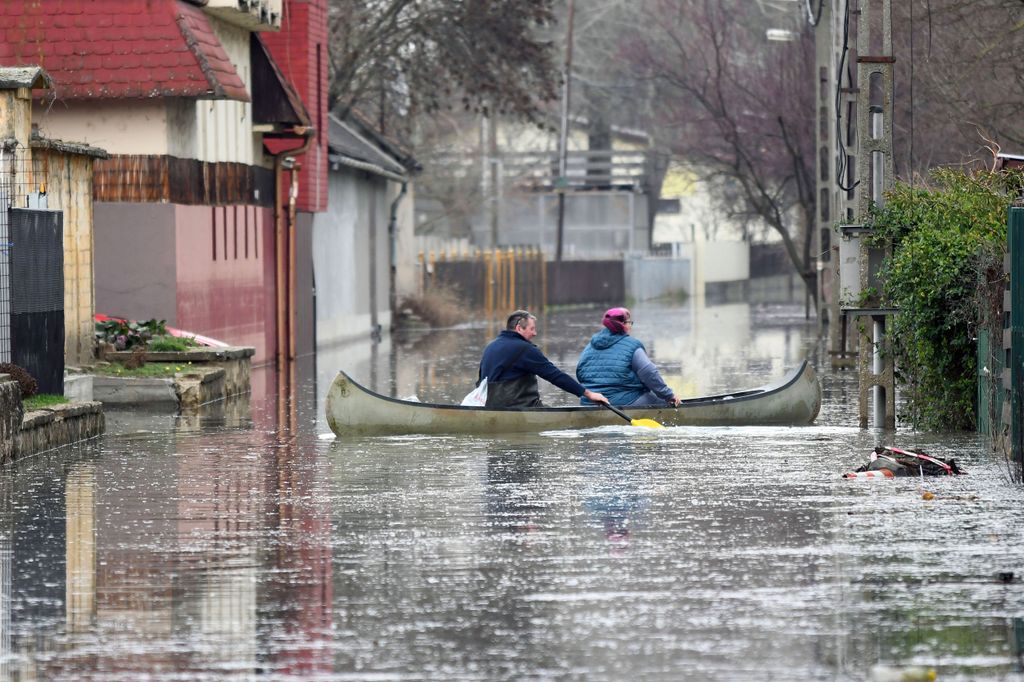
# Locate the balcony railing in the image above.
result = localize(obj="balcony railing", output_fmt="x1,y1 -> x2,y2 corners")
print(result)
425,149 -> 653,193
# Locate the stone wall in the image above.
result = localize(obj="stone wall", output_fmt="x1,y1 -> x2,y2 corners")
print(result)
18,402 -> 105,459
103,346 -> 254,396
0,375 -> 23,463
175,367 -> 226,412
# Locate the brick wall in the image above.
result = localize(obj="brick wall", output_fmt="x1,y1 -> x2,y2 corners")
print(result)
262,0 -> 328,214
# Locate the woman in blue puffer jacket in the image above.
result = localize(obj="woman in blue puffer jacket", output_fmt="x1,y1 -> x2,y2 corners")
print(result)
576,307 -> 681,407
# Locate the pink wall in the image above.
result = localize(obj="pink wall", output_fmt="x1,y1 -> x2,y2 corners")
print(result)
175,205 -> 276,365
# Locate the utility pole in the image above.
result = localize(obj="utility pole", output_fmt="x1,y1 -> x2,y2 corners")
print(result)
852,0 -> 896,429
824,0 -> 896,428
488,114 -> 499,248
555,0 -> 575,262
815,0 -> 896,427
813,0 -> 834,337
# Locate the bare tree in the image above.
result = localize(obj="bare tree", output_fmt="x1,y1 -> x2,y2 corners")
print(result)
328,0 -> 561,140
890,0 -> 1024,175
621,0 -> 817,297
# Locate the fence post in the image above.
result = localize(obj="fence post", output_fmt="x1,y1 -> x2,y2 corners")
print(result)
485,249 -> 494,317
1009,207 -> 1024,468
507,248 -> 516,310
496,248 -> 506,313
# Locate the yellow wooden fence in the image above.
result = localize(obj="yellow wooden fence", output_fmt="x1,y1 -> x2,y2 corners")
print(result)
418,246 -> 547,317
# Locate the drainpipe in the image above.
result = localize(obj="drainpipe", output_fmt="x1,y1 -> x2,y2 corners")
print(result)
286,131 -> 314,363
274,154 -> 288,370
388,181 -> 408,324
267,126 -> 314,368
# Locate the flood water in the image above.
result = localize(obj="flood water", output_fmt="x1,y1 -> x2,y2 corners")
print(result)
3,302 -> 1024,681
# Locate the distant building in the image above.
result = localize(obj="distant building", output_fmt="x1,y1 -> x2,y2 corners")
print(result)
415,116 -> 661,258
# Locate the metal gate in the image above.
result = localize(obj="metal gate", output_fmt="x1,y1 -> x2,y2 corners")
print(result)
9,208 -> 64,394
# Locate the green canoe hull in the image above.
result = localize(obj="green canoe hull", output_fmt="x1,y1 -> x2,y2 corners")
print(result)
326,360 -> 822,436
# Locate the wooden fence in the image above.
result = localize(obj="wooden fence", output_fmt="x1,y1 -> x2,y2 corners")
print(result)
420,247 -> 546,316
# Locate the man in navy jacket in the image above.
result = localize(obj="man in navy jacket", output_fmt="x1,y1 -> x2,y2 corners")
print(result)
479,310 -> 608,408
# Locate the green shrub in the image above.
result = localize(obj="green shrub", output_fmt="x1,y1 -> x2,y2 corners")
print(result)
866,169 -> 1018,429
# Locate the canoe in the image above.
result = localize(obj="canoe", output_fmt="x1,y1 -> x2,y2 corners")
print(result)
325,360 -> 822,435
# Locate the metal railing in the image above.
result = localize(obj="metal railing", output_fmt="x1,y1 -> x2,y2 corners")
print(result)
422,149 -> 652,193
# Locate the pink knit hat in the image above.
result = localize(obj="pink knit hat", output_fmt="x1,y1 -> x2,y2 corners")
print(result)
602,307 -> 631,334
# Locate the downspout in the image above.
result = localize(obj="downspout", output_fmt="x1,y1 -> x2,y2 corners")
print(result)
267,126 -> 314,369
369,188 -> 378,340
388,180 -> 408,320
274,154 -> 287,370
285,130 -> 314,363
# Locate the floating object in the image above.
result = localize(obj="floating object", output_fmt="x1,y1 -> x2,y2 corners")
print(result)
842,469 -> 895,480
843,446 -> 966,479
325,361 -> 821,435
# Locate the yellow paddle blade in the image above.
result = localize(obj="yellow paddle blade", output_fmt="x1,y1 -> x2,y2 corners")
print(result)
630,418 -> 664,429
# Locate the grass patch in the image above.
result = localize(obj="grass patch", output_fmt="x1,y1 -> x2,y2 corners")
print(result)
23,394 -> 69,410
94,362 -> 193,378
147,335 -> 198,352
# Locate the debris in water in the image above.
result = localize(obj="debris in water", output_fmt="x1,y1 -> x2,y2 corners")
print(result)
842,446 -> 965,479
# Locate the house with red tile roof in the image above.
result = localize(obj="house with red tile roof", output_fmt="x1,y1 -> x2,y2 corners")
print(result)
0,0 -> 327,373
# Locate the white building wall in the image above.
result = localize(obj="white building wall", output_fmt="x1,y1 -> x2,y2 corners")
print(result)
392,182 -> 418,299
193,19 -> 255,164
314,168 -> 392,347
700,241 -> 749,283
33,100 -> 173,155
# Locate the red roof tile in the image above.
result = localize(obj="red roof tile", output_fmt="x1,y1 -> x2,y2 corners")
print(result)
0,0 -> 249,101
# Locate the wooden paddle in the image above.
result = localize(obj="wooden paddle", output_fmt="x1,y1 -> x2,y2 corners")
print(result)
602,402 -> 664,428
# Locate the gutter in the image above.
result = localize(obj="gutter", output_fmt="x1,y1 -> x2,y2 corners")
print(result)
329,154 -> 407,183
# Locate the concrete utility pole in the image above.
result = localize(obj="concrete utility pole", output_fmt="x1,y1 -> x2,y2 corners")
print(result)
819,0 -> 855,370
813,0 -> 834,337
815,0 -> 896,428
837,0 -> 897,429
555,0 -> 575,262
852,0 -> 896,429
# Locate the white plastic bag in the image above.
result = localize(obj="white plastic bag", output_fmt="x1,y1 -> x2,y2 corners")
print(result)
460,378 -> 488,406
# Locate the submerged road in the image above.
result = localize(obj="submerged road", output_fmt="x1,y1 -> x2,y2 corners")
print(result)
1,302 -> 1022,680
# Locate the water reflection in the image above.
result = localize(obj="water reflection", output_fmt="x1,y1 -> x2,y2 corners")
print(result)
580,447 -> 649,551
0,302 -> 1023,679
486,447 -> 546,536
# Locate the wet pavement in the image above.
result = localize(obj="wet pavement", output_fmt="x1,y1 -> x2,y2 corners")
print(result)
2,302 -> 1023,681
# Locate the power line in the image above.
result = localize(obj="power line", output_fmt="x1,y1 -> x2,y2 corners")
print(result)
834,0 -> 859,192
805,0 -> 825,26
